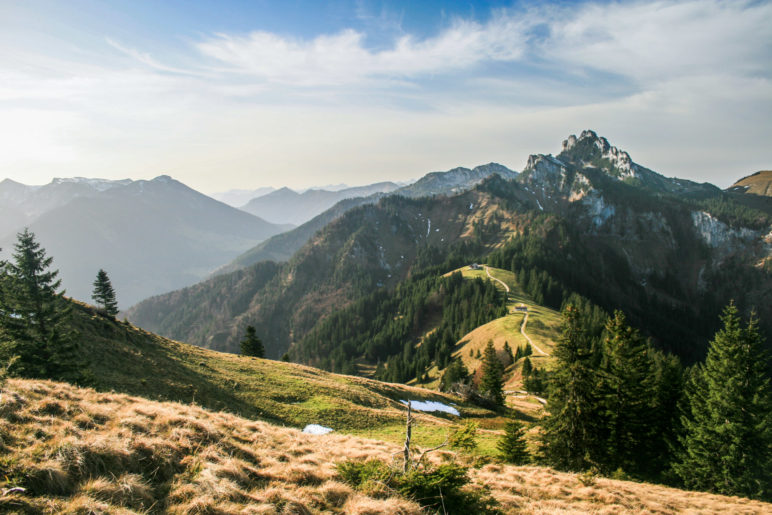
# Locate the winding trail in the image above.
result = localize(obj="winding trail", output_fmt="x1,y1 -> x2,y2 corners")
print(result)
519,312 -> 548,357
484,265 -> 510,293
483,265 -> 549,357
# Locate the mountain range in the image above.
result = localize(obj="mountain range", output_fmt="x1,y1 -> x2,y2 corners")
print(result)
235,164 -> 516,228
209,186 -> 276,207
240,182 -> 400,226
126,131 -> 772,368
219,162 -> 518,274
0,176 -> 290,307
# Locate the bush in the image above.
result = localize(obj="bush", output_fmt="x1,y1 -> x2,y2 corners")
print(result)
449,421 -> 478,452
337,459 -> 499,513
336,459 -> 391,490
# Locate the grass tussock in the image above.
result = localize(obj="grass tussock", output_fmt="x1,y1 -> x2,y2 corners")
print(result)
1,378 -> 770,514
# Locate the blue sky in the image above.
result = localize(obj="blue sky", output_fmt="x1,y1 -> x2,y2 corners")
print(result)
1,0 -> 770,193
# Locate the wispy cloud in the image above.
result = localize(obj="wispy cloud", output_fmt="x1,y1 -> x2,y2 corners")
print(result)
195,15 -> 529,86
105,38 -> 210,77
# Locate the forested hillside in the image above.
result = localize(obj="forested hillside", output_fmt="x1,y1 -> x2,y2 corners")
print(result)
129,131 -> 772,372
129,190 -> 524,357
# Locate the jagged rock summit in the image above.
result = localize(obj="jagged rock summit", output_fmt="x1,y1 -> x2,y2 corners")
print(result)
522,129 -> 718,198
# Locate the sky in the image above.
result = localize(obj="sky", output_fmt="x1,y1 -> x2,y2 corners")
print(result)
1,0 -> 770,194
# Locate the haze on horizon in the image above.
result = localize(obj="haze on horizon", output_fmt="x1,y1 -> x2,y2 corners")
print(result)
1,0 -> 770,194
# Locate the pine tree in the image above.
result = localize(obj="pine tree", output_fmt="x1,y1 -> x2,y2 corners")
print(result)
503,341 -> 514,364
600,310 -> 656,475
0,229 -> 86,382
498,419 -> 530,464
92,269 -> 119,317
541,305 -> 603,471
240,325 -> 265,358
441,357 -> 469,391
674,303 -> 772,500
479,340 -> 504,406
521,356 -> 532,376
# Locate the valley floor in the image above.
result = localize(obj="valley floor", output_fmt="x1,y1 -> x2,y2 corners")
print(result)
1,378 -> 769,514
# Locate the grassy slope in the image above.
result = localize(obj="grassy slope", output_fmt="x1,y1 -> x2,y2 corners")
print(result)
437,265 -> 561,387
728,170 -> 772,197
2,378 -> 769,514
69,300 -> 505,454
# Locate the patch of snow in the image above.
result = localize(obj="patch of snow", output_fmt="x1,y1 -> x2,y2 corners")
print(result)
469,202 -> 474,210
302,424 -> 333,435
400,400 -> 460,416
535,199 -> 544,211
427,218 -> 431,236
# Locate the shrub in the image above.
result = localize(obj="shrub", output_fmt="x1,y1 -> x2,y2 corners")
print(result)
336,459 -> 499,513
449,421 -> 478,452
336,459 -> 392,495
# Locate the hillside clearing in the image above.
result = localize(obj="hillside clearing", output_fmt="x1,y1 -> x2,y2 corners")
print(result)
436,265 -> 561,411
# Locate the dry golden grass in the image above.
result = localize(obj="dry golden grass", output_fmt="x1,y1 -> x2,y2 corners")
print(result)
1,379 -> 769,514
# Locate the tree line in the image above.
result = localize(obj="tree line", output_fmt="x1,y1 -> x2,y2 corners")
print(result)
292,269 -> 506,379
481,300 -> 771,500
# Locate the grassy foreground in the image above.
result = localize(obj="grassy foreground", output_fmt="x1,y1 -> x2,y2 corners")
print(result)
69,300 -> 508,452
1,378 -> 769,514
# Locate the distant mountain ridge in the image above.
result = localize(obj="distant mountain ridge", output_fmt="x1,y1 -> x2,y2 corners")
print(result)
210,186 -> 276,207
220,162 -> 518,272
240,182 -> 400,226
727,171 -> 772,197
394,162 -> 517,198
0,175 -> 290,307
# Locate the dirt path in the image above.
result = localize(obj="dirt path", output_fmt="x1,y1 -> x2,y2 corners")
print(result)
484,265 -> 549,357
520,312 -> 548,356
484,265 -> 510,293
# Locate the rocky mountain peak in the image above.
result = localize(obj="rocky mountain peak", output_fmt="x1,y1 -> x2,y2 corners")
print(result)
559,130 -> 635,178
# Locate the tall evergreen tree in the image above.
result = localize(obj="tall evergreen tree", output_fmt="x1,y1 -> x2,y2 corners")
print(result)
498,419 -> 530,464
240,325 -> 265,358
479,340 -> 504,406
674,303 -> 772,500
92,269 -> 119,317
541,305 -> 603,471
600,310 -> 656,475
0,229 -> 85,382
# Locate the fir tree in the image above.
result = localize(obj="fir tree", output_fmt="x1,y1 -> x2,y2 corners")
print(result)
541,305 -> 602,471
600,310 -> 656,475
441,357 -> 469,391
479,340 -> 504,406
674,303 -> 772,500
240,325 -> 265,358
0,229 -> 86,383
503,341 -> 514,364
498,419 -> 530,464
521,356 -> 532,376
92,269 -> 119,317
